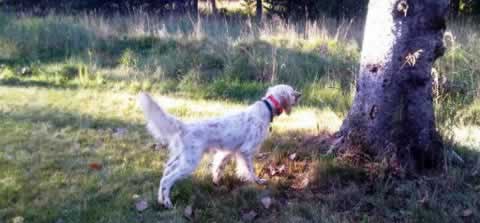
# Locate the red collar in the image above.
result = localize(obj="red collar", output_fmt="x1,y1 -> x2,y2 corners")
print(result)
267,95 -> 283,115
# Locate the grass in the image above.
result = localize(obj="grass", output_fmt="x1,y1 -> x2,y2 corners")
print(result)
1,86 -> 479,223
0,86 -> 336,222
0,10 -> 479,223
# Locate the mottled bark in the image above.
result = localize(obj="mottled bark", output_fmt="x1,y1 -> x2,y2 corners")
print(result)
450,0 -> 460,17
210,0 -> 218,15
256,0 -> 263,22
339,0 -> 448,171
192,0 -> 198,17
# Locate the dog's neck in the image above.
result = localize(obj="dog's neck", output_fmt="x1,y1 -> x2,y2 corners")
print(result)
261,95 -> 283,122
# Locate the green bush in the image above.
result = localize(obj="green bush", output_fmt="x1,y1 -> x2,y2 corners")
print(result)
0,12 -> 478,128
2,16 -> 96,61
59,64 -> 80,80
207,78 -> 266,100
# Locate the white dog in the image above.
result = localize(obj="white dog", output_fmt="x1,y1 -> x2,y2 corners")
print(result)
138,84 -> 301,208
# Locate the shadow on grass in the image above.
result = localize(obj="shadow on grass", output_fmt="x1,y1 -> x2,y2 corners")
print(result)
0,78 -> 352,120
0,104 -> 141,131
1,101 -> 479,223
0,102 -> 349,222
0,77 -> 79,90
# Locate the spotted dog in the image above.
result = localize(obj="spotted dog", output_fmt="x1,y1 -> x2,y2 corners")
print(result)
138,85 -> 301,208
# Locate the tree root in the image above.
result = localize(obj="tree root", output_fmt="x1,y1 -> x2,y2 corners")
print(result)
326,135 -> 344,155
448,149 -> 464,165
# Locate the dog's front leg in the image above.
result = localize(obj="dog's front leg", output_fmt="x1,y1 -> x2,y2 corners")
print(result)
211,151 -> 232,185
236,152 -> 267,185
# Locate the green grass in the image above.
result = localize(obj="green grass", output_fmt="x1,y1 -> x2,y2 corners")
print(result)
1,86 -> 479,223
0,11 -> 480,223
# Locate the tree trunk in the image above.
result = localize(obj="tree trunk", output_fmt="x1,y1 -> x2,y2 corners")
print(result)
337,0 -> 449,171
210,0 -> 218,15
256,0 -> 263,22
192,0 -> 198,17
450,0 -> 460,17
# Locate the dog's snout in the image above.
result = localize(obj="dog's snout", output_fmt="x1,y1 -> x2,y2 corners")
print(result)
294,91 -> 302,98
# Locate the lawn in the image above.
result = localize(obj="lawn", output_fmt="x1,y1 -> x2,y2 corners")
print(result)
1,85 -> 479,223
0,85 -> 339,222
0,11 -> 480,223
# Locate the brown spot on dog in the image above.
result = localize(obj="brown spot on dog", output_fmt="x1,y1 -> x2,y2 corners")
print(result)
396,0 -> 408,17
208,123 -> 219,128
193,130 -> 202,137
167,156 -> 180,167
366,64 -> 382,73
369,105 -> 378,120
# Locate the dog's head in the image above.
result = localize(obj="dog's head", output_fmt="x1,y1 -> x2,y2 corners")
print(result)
264,84 -> 302,115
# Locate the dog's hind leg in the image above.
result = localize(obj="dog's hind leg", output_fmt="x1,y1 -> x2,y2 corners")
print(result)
163,153 -> 181,177
211,151 -> 232,185
158,153 -> 181,204
158,150 -> 201,208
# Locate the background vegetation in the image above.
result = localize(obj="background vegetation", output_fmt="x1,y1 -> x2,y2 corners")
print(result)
0,1 -> 479,222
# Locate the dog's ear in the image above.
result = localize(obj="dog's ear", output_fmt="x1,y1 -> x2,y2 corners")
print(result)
280,95 -> 292,115
293,91 -> 302,99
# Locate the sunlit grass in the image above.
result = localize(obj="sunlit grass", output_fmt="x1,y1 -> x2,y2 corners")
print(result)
454,126 -> 480,149
0,85 -> 341,222
1,85 -> 479,222
0,10 -> 479,223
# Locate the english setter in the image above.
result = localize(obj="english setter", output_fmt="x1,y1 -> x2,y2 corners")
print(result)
138,85 -> 301,208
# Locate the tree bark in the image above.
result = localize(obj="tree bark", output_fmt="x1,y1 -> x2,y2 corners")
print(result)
450,0 -> 460,17
338,0 -> 449,171
192,0 -> 198,17
210,0 -> 218,16
256,0 -> 263,22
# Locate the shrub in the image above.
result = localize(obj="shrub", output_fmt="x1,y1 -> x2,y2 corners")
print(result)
2,16 -> 95,61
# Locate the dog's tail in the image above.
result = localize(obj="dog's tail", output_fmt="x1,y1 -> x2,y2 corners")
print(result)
138,92 -> 184,145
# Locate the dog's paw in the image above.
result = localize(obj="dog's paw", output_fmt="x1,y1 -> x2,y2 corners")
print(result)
255,178 -> 268,185
212,176 -> 221,186
163,199 -> 174,209
157,194 -> 163,205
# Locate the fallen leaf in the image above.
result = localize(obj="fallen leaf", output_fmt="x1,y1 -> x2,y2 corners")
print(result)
462,209 -> 473,217
12,216 -> 24,223
267,163 -> 277,176
256,152 -> 270,160
73,143 -> 81,150
266,163 -> 287,177
241,210 -> 257,222
418,197 -> 428,204
475,185 -> 480,191
291,174 -> 310,190
113,128 -> 128,138
261,196 -> 272,209
288,153 -> 297,160
135,199 -> 148,212
303,191 -> 315,200
277,164 -> 286,174
94,139 -> 103,148
149,143 -> 165,151
417,193 -> 430,208
184,205 -> 193,219
88,162 -> 102,171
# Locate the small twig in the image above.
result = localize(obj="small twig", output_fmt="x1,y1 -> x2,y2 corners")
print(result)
327,135 -> 344,155
400,49 -> 424,69
449,149 -> 464,165
397,0 -> 409,17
